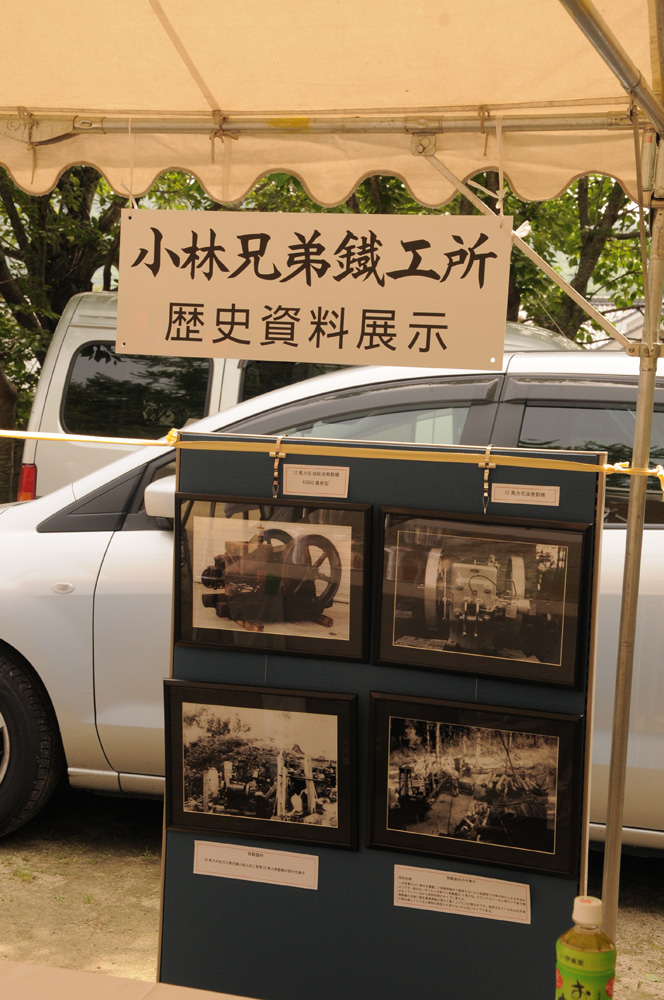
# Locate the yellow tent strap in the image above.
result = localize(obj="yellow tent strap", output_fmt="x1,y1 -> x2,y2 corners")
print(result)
0,429 -> 171,447
1,427 -> 663,492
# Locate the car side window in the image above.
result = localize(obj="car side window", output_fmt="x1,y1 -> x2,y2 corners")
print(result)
518,403 -> 664,523
278,403 -> 473,446
231,377 -> 501,447
62,342 -> 212,438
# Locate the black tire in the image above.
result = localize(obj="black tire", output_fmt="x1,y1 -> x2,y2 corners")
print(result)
0,651 -> 64,837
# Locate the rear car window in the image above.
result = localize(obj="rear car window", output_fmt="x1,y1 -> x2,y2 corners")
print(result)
62,343 -> 211,438
240,360 -> 347,401
519,403 -> 664,522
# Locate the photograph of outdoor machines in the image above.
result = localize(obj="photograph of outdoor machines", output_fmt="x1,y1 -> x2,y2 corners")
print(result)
377,509 -> 589,686
175,495 -> 369,660
165,681 -> 358,849
368,693 -> 583,877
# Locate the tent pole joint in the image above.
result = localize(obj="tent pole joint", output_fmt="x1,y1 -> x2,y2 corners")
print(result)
411,134 -> 437,155
625,342 -> 663,357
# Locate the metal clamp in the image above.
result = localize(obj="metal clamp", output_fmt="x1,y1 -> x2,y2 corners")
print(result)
625,341 -> 664,358
269,436 -> 286,498
479,444 -> 496,514
411,133 -> 437,156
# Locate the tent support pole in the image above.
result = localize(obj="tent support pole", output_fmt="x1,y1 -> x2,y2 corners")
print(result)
601,205 -> 664,941
559,0 -> 664,134
559,0 -> 664,942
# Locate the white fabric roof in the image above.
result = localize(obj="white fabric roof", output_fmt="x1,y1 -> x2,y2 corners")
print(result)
0,0 -> 660,204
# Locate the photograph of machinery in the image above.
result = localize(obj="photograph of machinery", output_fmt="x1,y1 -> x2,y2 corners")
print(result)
184,705 -> 338,825
387,717 -> 558,850
369,694 -> 582,876
377,509 -> 588,685
175,495 -> 369,660
165,681 -> 357,848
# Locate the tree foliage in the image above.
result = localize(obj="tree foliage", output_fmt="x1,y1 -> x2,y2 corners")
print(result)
500,174 -> 644,343
0,167 -> 127,498
0,163 -> 648,502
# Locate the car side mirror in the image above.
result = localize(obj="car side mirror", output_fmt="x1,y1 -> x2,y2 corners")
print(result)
144,474 -> 176,523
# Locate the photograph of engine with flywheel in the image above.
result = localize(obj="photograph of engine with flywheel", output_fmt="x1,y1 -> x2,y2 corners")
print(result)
200,523 -> 342,632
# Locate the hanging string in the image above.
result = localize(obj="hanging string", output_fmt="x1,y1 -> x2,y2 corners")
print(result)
469,113 -> 505,217
209,111 -> 239,164
496,115 -> 505,217
475,107 -> 505,214
478,105 -> 489,156
121,118 -> 138,209
18,107 -> 38,185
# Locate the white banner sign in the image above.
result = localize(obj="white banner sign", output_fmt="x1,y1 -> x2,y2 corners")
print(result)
117,209 -> 511,370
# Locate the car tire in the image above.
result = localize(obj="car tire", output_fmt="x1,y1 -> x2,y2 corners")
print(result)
0,650 -> 64,837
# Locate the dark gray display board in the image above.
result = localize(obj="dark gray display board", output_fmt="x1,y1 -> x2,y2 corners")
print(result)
160,433 -> 602,1000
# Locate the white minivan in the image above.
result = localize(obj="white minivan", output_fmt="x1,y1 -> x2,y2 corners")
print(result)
17,292 -> 580,499
16,292 -> 349,500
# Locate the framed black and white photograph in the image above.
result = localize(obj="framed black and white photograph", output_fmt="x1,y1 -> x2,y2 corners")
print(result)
165,680 -> 358,849
368,692 -> 583,877
377,508 -> 591,686
175,495 -> 370,661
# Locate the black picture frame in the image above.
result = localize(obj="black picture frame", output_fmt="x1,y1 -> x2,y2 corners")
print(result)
175,494 -> 370,661
165,680 -> 358,850
377,507 -> 591,687
368,692 -> 583,878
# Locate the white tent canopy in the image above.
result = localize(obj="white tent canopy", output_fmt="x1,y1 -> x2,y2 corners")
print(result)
0,0 -> 659,204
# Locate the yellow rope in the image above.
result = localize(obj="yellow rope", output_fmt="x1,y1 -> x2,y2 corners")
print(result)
2,428 -> 662,491
0,429 -> 171,447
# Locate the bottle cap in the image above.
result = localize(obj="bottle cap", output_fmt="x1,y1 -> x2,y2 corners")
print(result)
572,895 -> 603,926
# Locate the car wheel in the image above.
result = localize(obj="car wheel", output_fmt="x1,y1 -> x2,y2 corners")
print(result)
0,651 -> 64,837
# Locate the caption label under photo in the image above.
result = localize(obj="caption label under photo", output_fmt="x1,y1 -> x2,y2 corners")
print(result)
193,841 -> 319,890
492,483 -> 560,507
283,464 -> 350,499
394,864 -> 531,923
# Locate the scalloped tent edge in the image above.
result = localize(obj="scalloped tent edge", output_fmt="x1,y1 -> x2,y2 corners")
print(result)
0,0 -> 661,206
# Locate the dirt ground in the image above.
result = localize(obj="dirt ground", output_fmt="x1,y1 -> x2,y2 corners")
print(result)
588,857 -> 664,999
0,782 -> 662,997
0,785 -> 163,981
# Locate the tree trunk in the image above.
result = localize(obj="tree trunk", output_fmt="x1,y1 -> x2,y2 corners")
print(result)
506,267 -> 521,321
555,178 -> 628,339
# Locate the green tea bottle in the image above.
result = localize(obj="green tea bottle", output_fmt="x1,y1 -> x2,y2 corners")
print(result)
555,896 -> 616,999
